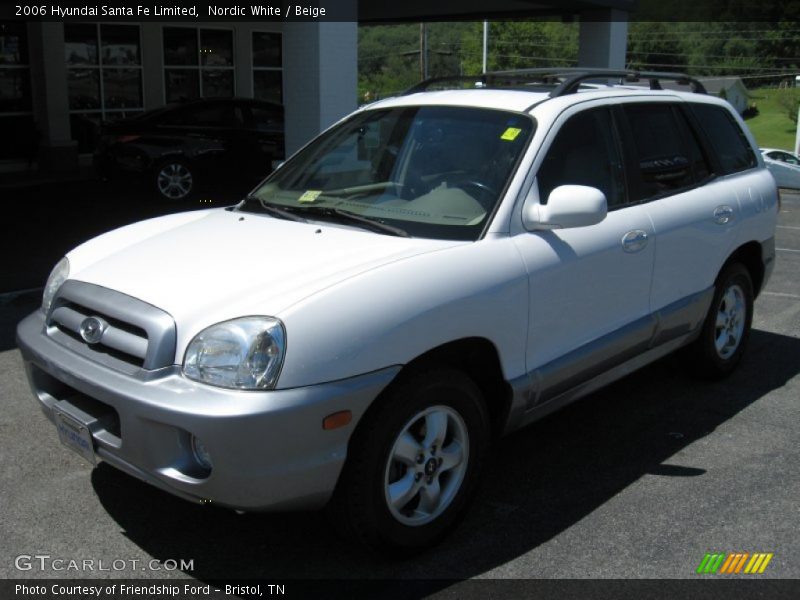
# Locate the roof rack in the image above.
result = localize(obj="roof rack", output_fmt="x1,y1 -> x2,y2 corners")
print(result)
402,68 -> 707,97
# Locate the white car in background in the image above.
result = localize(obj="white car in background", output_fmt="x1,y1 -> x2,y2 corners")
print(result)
761,148 -> 800,189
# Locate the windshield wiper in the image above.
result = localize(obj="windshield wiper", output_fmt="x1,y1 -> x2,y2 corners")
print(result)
241,196 -> 308,223
292,206 -> 410,237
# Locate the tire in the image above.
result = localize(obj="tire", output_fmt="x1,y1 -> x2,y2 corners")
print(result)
685,262 -> 754,380
327,368 -> 490,555
154,159 -> 194,201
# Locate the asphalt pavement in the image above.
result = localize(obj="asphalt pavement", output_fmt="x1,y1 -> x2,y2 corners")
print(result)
1,192 -> 799,589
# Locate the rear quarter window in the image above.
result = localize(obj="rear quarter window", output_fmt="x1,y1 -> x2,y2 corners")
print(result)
690,104 -> 756,175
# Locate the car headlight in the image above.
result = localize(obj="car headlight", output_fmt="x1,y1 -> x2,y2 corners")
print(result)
182,317 -> 286,390
42,257 -> 70,314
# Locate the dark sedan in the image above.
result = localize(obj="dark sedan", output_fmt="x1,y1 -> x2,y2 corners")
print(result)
94,98 -> 284,200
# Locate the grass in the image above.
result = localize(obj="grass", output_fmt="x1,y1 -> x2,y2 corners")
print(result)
743,87 -> 799,151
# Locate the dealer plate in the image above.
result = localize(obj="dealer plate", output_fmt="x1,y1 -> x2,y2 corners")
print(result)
54,409 -> 96,465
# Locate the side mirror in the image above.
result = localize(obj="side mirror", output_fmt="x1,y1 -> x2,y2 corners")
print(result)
523,184 -> 608,230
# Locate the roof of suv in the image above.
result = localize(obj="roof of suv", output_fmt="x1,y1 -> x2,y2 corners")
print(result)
370,87 -> 719,115
365,69 -> 722,115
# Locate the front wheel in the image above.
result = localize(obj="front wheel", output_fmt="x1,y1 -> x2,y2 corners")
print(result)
328,369 -> 490,555
685,263 -> 754,379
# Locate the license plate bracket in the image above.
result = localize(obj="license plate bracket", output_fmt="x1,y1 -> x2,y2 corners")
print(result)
54,409 -> 96,465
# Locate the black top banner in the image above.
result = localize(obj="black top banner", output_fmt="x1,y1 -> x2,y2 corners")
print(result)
0,0 -> 799,22
1,0 -> 357,22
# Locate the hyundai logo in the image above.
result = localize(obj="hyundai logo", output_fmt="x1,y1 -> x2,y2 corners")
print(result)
79,317 -> 107,345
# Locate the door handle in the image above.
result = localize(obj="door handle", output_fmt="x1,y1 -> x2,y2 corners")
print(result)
713,205 -> 735,225
622,229 -> 649,253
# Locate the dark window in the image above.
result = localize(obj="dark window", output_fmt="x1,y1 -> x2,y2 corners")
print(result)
623,104 -> 694,199
163,27 -> 234,100
537,108 -> 625,207
160,103 -> 236,128
200,29 -> 233,67
163,27 -> 198,66
1,21 -> 29,65
64,24 -> 98,65
67,69 -> 100,110
253,32 -> 282,104
674,108 -> 712,182
102,69 -> 142,109
690,104 -> 756,174
201,69 -> 233,97
253,32 -> 282,68
253,70 -> 282,104
100,25 -> 140,66
0,68 -> 31,112
165,69 -> 199,103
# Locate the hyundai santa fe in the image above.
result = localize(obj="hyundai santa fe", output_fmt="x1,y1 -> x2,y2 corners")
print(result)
17,69 -> 777,554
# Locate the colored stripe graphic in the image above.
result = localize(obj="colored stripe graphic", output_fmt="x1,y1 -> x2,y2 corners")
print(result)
697,553 -> 726,574
697,552 -> 774,575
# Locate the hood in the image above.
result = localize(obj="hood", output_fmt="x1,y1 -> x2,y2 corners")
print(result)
67,208 -> 459,335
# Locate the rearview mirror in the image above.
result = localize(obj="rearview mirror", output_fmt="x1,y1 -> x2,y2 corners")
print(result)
523,184 -> 607,230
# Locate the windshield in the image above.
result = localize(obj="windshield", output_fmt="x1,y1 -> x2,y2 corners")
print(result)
240,106 -> 534,240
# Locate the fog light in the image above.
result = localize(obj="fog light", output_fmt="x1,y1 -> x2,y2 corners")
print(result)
191,435 -> 212,470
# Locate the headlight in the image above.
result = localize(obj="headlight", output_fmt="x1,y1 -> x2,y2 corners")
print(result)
182,317 -> 286,390
42,257 -> 70,314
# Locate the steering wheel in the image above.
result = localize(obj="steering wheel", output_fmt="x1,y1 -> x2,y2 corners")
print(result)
453,180 -> 498,201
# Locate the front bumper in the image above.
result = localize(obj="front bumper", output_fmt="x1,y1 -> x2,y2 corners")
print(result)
17,311 -> 399,511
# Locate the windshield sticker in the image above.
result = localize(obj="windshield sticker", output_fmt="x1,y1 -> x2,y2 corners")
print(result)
500,127 -> 522,141
298,190 -> 322,203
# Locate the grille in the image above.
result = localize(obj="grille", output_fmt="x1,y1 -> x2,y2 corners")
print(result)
46,280 -> 176,374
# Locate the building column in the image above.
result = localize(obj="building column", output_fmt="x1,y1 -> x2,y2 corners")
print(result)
282,22 -> 357,156
577,9 -> 629,70
27,22 -> 78,173
141,24 -> 165,109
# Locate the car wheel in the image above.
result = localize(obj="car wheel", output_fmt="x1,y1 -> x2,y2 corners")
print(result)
155,160 -> 194,201
685,263 -> 754,379
328,368 -> 490,555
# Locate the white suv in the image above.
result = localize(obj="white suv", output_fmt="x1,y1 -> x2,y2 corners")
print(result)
17,69 -> 778,554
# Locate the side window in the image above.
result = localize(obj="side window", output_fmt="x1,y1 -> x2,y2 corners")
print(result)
622,104 -> 695,200
674,108 -> 712,182
779,152 -> 799,165
537,108 -> 625,207
690,104 -> 756,174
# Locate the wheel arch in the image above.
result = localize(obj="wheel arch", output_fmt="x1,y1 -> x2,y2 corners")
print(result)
362,337 -> 514,439
720,240 -> 766,296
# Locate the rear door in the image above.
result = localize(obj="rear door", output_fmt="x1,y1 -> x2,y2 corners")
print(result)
619,101 -> 755,314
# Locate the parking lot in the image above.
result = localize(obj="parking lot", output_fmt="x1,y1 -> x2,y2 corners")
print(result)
1,191 -> 798,589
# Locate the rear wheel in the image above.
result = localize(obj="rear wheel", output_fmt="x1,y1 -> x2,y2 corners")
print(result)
155,159 -> 194,201
685,263 -> 753,379
328,369 -> 490,555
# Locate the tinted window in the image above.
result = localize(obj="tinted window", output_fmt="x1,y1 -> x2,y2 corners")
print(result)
537,108 -> 625,207
623,104 -> 694,199
691,104 -> 756,174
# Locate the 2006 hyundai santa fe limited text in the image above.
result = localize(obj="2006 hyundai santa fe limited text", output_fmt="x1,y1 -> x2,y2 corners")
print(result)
17,69 -> 777,554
